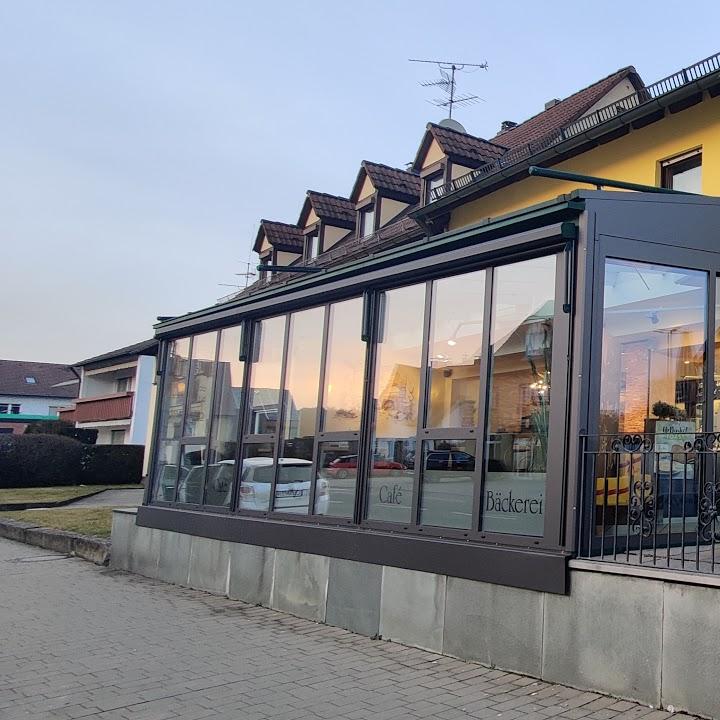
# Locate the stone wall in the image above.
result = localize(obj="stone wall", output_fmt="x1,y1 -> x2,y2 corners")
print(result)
112,509 -> 720,719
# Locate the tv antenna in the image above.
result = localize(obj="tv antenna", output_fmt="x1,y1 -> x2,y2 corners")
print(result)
409,58 -> 488,119
218,259 -> 256,291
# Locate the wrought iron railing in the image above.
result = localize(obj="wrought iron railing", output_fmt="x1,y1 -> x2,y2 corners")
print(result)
577,433 -> 720,575
431,51 -> 720,203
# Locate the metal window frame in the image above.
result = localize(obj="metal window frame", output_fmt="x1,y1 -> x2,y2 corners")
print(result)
147,221 -> 575,556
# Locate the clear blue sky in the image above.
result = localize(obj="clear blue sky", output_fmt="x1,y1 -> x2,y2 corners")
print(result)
4,1 -> 720,363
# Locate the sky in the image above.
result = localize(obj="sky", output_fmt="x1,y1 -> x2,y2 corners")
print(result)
3,1 -> 720,364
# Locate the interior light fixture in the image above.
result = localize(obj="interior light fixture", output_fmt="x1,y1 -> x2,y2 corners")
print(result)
447,339 -> 457,346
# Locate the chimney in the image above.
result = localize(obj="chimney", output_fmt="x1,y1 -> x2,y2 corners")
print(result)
499,120 -> 518,133
544,98 -> 561,110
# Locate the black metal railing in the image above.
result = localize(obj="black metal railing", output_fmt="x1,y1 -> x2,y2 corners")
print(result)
431,51 -> 720,203
577,433 -> 720,575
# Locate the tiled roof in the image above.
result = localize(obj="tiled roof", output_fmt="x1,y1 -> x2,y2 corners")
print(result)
491,67 -> 642,148
0,360 -> 79,399
305,191 -> 356,227
360,161 -> 420,201
254,220 -> 304,254
76,339 -> 158,368
428,123 -> 507,165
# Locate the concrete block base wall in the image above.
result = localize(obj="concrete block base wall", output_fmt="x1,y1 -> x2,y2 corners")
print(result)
111,509 -> 720,718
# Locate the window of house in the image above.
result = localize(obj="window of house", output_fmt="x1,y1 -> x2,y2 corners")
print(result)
0,404 -> 8,414
11,404 -> 19,414
24,376 -> 36,384
306,233 -> 319,261
1,404 -> 22,415
661,150 -> 702,193
111,429 -> 126,445
359,206 -> 375,238
116,377 -> 131,393
48,406 -> 60,417
425,172 -> 445,205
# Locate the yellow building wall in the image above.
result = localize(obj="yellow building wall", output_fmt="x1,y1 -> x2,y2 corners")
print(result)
305,208 -> 319,228
423,138 -> 445,169
450,96 -> 720,230
357,175 -> 375,202
379,198 -> 408,226
323,224 -> 348,250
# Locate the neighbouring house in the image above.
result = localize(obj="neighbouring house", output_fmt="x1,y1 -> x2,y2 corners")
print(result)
0,359 -> 79,434
59,340 -> 158,457
118,52 -> 720,717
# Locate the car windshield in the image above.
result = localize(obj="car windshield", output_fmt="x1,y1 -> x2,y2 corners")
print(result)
242,463 -> 312,485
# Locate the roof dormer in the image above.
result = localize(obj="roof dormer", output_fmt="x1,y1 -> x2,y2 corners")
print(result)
412,121 -> 506,205
350,161 -> 420,239
253,219 -> 304,281
297,190 -> 355,259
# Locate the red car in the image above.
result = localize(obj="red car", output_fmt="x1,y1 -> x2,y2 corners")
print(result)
327,455 -> 405,478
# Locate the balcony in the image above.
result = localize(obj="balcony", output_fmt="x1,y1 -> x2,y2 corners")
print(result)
59,392 -> 134,424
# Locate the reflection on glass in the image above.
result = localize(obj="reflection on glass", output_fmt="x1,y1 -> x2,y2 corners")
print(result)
427,271 -> 485,428
366,284 -> 425,523
316,440 -> 358,517
205,326 -> 244,507
276,307 -> 324,513
322,298 -> 365,432
596,259 -> 706,536
420,439 -> 476,529
716,276 -> 720,433
239,442 -> 274,511
183,332 -> 218,438
483,256 -> 556,537
249,316 -> 286,435
153,338 -> 190,501
177,444 -> 206,504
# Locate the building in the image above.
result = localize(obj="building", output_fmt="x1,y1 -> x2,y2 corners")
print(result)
59,340 -> 158,449
116,52 -> 720,716
0,359 -> 79,434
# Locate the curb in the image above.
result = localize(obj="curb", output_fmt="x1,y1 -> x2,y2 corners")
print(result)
0,488 -> 110,512
0,518 -> 110,565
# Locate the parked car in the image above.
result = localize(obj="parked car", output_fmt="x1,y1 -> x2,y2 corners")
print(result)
239,457 -> 329,514
169,456 -> 328,514
425,450 -> 475,472
326,454 -> 405,479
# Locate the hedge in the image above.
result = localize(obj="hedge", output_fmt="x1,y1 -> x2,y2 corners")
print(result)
0,434 -> 143,488
24,419 -> 98,445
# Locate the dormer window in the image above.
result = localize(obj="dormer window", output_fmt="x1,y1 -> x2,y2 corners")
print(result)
24,376 -> 37,384
424,172 -> 445,205
359,206 -> 375,238
306,233 -> 319,261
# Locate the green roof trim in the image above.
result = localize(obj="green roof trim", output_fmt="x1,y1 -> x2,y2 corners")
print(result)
0,414 -> 62,422
155,193 -> 585,336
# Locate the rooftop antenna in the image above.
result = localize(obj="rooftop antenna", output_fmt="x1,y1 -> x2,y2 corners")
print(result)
409,58 -> 488,119
218,259 -> 257,291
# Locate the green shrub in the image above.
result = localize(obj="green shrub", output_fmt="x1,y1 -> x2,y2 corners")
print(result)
0,435 -> 143,488
80,445 -> 143,485
24,419 -> 98,445
0,434 -> 84,488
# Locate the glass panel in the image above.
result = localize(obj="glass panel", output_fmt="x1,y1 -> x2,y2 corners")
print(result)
248,316 -> 286,435
183,332 -> 218,438
366,284 -> 425,522
360,207 -> 375,237
483,256 -> 556,537
420,439 -> 476,529
597,259 -> 706,537
153,338 -> 190,501
670,163 -> 701,193
238,442 -> 274,511
715,276 -> 720,432
275,307 -> 324,513
316,440 -> 358,517
205,326 -> 244,507
426,271 -> 485,429
177,443 -> 206,504
322,297 -> 365,432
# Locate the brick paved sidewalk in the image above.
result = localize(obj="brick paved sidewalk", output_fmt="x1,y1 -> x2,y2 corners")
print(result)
0,538 -> 698,720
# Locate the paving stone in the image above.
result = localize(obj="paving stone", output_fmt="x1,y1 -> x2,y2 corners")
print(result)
0,536 -> 703,720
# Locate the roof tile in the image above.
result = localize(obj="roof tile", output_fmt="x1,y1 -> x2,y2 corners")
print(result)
361,161 -> 420,200
306,191 -> 356,226
0,360 -> 79,399
492,67 -> 641,147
